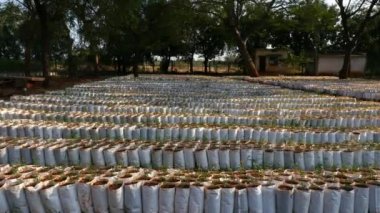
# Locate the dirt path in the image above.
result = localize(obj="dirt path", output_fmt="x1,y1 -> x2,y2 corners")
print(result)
0,76 -> 105,99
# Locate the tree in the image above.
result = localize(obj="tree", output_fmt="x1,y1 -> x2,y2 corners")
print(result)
288,0 -> 338,74
191,0 -> 289,77
194,12 -> 225,73
335,0 -> 379,79
362,14 -> 380,75
0,2 -> 24,60
12,0 -> 71,86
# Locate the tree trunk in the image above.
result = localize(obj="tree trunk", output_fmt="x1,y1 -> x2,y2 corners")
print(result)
132,63 -> 139,77
231,26 -> 259,77
170,60 -> 174,72
24,42 -> 31,77
40,14 -> 50,86
67,47 -> 77,78
339,49 -> 351,79
160,57 -> 170,73
204,57 -> 208,73
117,56 -> 121,74
189,55 -> 194,74
313,49 -> 319,76
142,58 -> 146,73
34,0 -> 50,87
227,62 -> 231,73
94,54 -> 99,72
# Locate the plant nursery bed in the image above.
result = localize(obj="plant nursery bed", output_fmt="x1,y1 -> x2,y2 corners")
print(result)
1,74 -> 380,212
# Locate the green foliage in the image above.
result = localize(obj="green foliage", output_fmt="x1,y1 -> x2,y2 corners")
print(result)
0,0 -> 377,77
0,58 -> 24,72
0,2 -> 24,59
363,16 -> 380,76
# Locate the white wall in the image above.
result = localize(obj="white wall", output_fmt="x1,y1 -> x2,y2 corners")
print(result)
317,55 -> 366,74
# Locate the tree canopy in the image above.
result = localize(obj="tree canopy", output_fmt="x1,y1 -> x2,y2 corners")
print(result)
0,0 -> 379,81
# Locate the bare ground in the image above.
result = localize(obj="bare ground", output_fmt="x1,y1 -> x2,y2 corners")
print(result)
0,76 -> 106,100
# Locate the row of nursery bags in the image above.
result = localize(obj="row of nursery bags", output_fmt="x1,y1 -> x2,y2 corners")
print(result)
261,79 -> 380,101
3,100 -> 380,117
0,176 -> 379,213
2,110 -> 380,128
2,142 -> 380,170
0,123 -> 380,143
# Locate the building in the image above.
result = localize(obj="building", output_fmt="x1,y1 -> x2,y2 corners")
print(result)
254,48 -> 289,73
254,48 -> 367,75
315,54 -> 366,75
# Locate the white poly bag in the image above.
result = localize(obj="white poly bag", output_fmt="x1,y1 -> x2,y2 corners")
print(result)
68,146 -> 80,165
5,181 -> 29,213
91,147 -> 106,167
173,148 -> 186,169
293,187 -> 310,213
159,183 -> 176,213
124,181 -> 142,213
323,150 -> 334,169
58,182 -> 81,213
341,150 -> 354,169
24,184 -> 45,213
142,182 -> 159,213
138,146 -> 152,168
219,148 -> 230,170
241,147 -> 253,169
339,186 -> 354,213
262,183 -> 276,213
0,186 -> 10,213
205,186 -> 221,213
247,183 -> 262,213
363,150 -> 375,167
44,146 -> 56,166
55,146 -> 68,166
368,181 -> 380,213
234,186 -> 248,213
354,149 -> 363,167
31,146 -> 45,166
7,145 -> 21,164
79,147 -> 92,167
273,149 -> 284,169
354,184 -> 369,213
163,148 -> 174,169
252,149 -> 263,169
104,147 -> 117,166
127,147 -> 140,167
207,148 -> 220,170
195,148 -> 208,170
77,177 -> 94,213
333,150 -> 342,168
174,183 -> 190,213
314,150 -> 323,169
91,179 -> 109,213
276,185 -> 294,213
309,186 -> 323,213
323,187 -> 341,213
263,150 -> 274,169
38,182 -> 64,213
184,147 -> 195,169
189,183 -> 205,213
230,148 -> 241,170
152,148 -> 163,169
284,149 -> 294,169
107,181 -> 124,213
220,187 -> 234,213
115,149 -> 128,166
